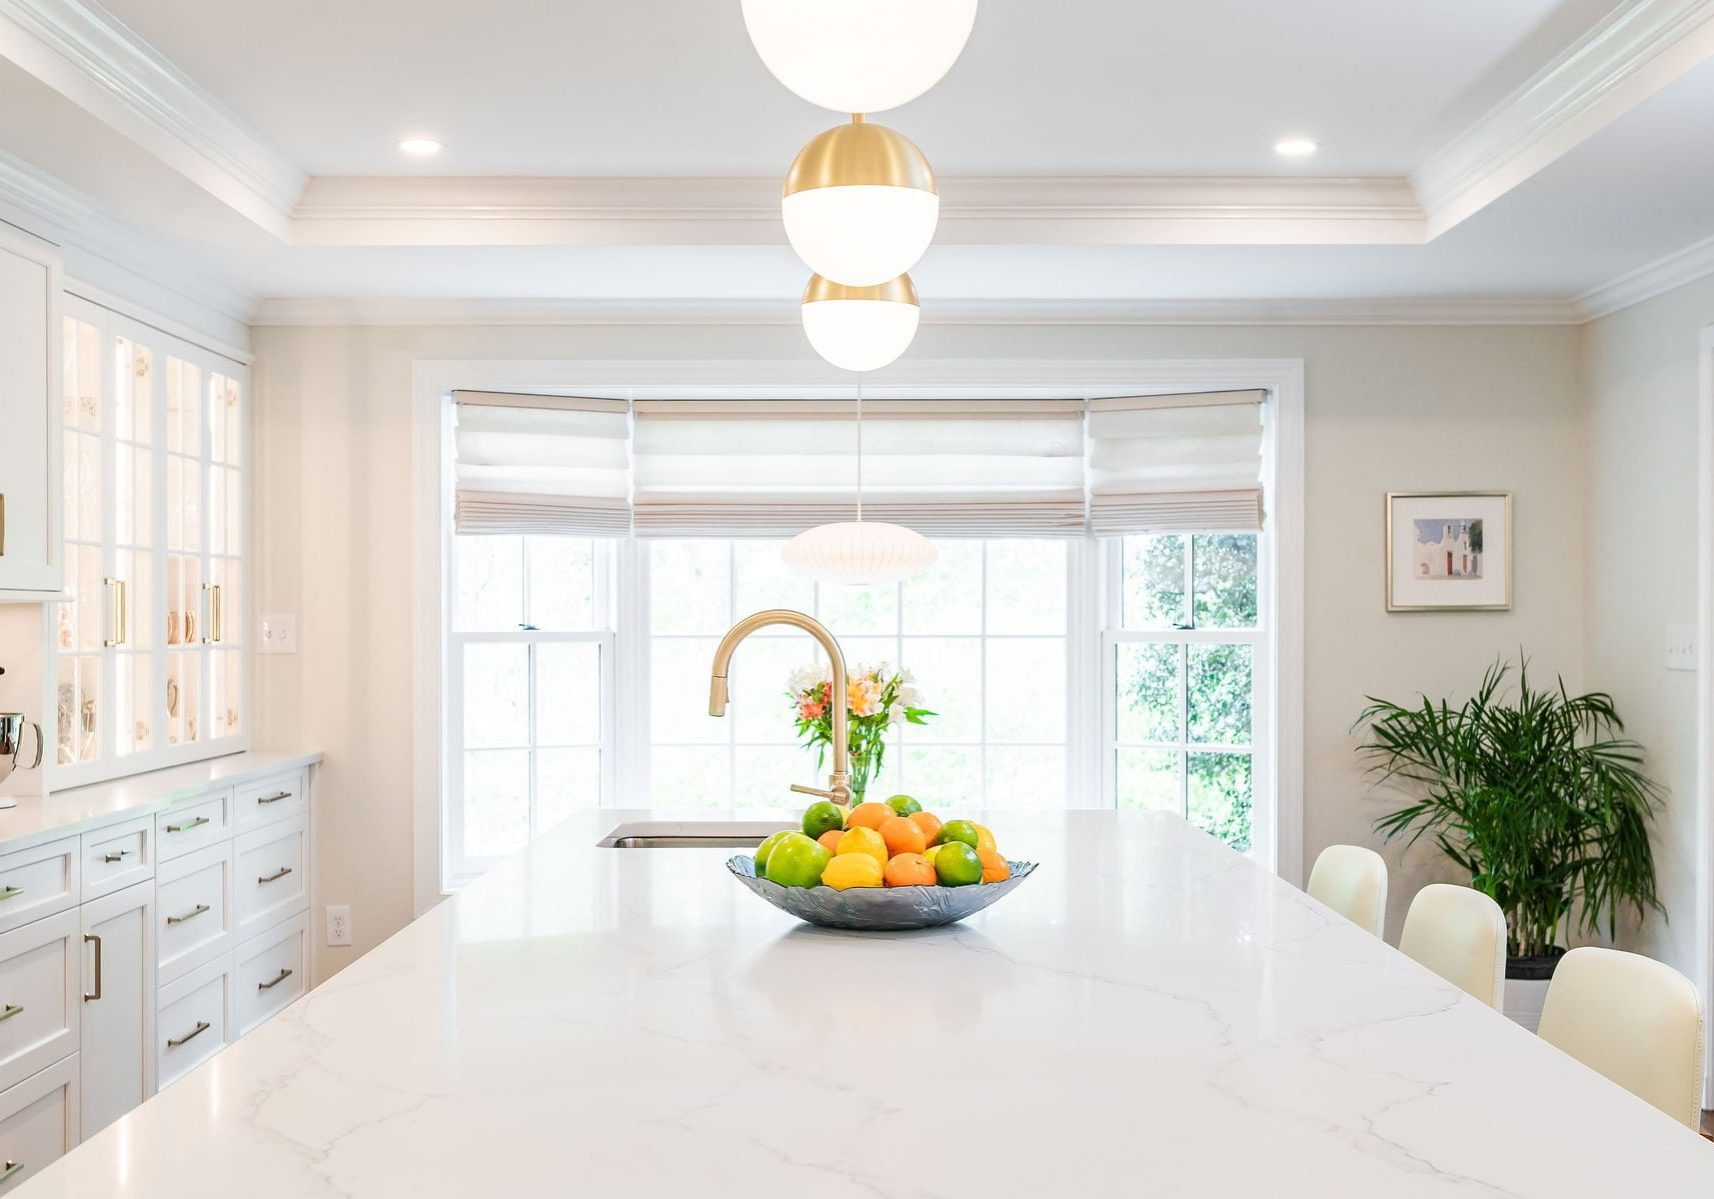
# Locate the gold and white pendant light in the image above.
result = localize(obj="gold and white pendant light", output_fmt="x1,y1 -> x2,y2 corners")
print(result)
800,273 -> 919,373
782,116 -> 938,288
741,0 -> 980,115
782,380 -> 937,586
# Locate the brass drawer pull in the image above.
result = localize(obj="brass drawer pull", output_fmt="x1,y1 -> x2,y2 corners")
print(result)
258,866 -> 294,885
0,1160 -> 21,1183
256,791 -> 292,805
258,967 -> 293,992
167,1020 -> 211,1048
101,849 -> 133,864
167,903 -> 210,926
165,815 -> 210,834
0,886 -> 22,902
0,1004 -> 22,1023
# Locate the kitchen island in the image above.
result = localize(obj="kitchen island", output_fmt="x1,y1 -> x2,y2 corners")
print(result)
13,809 -> 1712,1196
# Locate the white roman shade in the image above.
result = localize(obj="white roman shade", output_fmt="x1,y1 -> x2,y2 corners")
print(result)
1086,390 -> 1265,536
453,391 -> 631,535
630,399 -> 1087,538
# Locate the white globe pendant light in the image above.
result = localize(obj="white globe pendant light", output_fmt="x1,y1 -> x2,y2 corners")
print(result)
801,273 -> 919,372
741,0 -> 979,115
782,118 -> 938,287
782,380 -> 936,586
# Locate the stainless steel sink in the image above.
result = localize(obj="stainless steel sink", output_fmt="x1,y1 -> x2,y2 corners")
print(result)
597,820 -> 786,849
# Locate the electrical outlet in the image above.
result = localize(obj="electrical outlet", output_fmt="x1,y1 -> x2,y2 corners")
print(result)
1665,624 -> 1696,672
259,614 -> 297,654
326,904 -> 351,947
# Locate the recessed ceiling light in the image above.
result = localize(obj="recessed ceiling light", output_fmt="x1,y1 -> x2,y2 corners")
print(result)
398,137 -> 443,157
1273,137 -> 1319,158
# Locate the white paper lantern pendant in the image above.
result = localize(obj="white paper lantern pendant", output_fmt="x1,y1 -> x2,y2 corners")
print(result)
782,380 -> 937,586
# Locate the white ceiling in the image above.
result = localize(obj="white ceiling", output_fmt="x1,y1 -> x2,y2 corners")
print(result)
2,0 -> 1713,324
95,0 -> 1607,176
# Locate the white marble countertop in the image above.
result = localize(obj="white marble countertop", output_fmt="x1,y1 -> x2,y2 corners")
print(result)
17,809 -> 1713,1197
0,750 -> 323,853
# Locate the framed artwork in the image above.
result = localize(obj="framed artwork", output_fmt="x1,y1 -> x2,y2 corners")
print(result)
1385,492 -> 1512,611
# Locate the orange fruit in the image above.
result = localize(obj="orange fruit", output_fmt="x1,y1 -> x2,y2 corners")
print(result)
977,848 -> 1011,884
835,826 -> 888,871
822,853 -> 884,890
879,815 -> 928,858
846,802 -> 895,831
908,811 -> 942,844
817,829 -> 844,855
884,853 -> 936,887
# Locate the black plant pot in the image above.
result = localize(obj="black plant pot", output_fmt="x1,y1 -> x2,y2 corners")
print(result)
1506,946 -> 1567,981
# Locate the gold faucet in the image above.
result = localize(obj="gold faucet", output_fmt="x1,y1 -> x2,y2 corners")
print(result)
709,609 -> 851,806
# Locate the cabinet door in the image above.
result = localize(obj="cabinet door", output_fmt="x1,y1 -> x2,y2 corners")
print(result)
0,224 -> 60,593
79,881 -> 154,1137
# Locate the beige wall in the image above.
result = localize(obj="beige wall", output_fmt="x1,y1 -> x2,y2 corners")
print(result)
1582,276 -> 1714,982
0,604 -> 44,801
249,321 -> 1590,976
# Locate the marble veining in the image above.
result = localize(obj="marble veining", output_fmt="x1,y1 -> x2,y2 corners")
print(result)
16,809 -> 1713,1197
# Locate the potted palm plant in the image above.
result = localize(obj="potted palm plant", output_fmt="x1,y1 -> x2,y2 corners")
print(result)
1353,655 -> 1662,1025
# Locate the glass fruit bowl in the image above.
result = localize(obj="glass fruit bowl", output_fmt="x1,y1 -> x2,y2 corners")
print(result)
726,855 -> 1037,931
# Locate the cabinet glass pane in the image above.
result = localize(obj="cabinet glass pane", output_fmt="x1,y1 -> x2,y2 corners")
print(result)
211,372 -> 240,465
166,556 -> 202,648
166,358 -> 200,456
209,558 -> 238,647
167,651 -> 199,745
54,655 -> 100,766
115,338 -> 152,446
212,650 -> 241,740
115,548 -> 150,652
115,651 -> 152,756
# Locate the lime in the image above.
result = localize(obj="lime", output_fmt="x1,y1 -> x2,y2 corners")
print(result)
937,819 -> 980,850
765,833 -> 832,888
753,830 -> 792,872
884,793 -> 922,817
934,841 -> 982,887
802,800 -> 846,839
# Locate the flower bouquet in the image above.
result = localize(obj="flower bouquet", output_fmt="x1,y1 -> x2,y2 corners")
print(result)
787,663 -> 933,804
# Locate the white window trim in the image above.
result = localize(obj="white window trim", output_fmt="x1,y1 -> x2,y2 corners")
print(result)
411,357 -> 1305,913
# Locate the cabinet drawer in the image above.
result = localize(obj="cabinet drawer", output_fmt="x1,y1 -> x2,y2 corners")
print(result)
234,913 -> 307,1035
0,839 -> 78,936
234,816 -> 307,940
80,815 -> 154,902
156,957 -> 229,1089
0,1055 -> 78,1193
156,843 -> 234,984
0,910 -> 78,1095
155,790 -> 233,862
234,771 -> 305,831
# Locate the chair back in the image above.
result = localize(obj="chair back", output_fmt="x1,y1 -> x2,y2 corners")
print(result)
1305,844 -> 1388,938
1537,946 -> 1705,1129
1398,883 -> 1506,1008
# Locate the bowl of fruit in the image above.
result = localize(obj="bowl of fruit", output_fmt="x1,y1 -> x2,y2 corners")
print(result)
727,794 -> 1036,931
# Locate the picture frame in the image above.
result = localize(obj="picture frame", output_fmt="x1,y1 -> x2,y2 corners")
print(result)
1385,491 -> 1512,612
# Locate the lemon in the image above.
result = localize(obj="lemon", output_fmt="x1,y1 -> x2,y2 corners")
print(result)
835,826 -> 888,871
821,853 -> 884,890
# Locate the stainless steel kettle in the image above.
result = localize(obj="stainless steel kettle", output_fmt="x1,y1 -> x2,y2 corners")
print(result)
0,713 -> 42,789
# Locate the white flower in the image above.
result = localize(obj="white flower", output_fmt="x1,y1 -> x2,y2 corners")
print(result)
888,699 -> 907,725
787,664 -> 830,695
897,685 -> 921,708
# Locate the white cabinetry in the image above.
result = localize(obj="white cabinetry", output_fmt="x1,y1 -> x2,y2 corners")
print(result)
78,881 -> 154,1137
0,224 -> 61,596
50,297 -> 249,787
0,1055 -> 78,1191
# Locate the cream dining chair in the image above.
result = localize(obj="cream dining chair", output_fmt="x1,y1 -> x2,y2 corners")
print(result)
1536,946 -> 1706,1130
1397,884 -> 1506,1008
1305,844 -> 1388,938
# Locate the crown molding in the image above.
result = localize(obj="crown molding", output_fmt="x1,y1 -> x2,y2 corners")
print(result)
1575,228 -> 1714,319
249,294 -> 1581,329
1415,0 -> 1714,237
0,142 -> 254,352
290,174 -> 1425,247
0,0 -> 303,237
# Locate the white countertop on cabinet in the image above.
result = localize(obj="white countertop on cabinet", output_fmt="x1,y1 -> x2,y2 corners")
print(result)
12,808 -> 1714,1197
0,751 -> 323,852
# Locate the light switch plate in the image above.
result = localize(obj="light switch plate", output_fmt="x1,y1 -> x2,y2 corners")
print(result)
1665,624 -> 1696,672
259,614 -> 297,654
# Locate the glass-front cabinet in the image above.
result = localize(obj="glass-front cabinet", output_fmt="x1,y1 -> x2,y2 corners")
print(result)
49,298 -> 249,786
